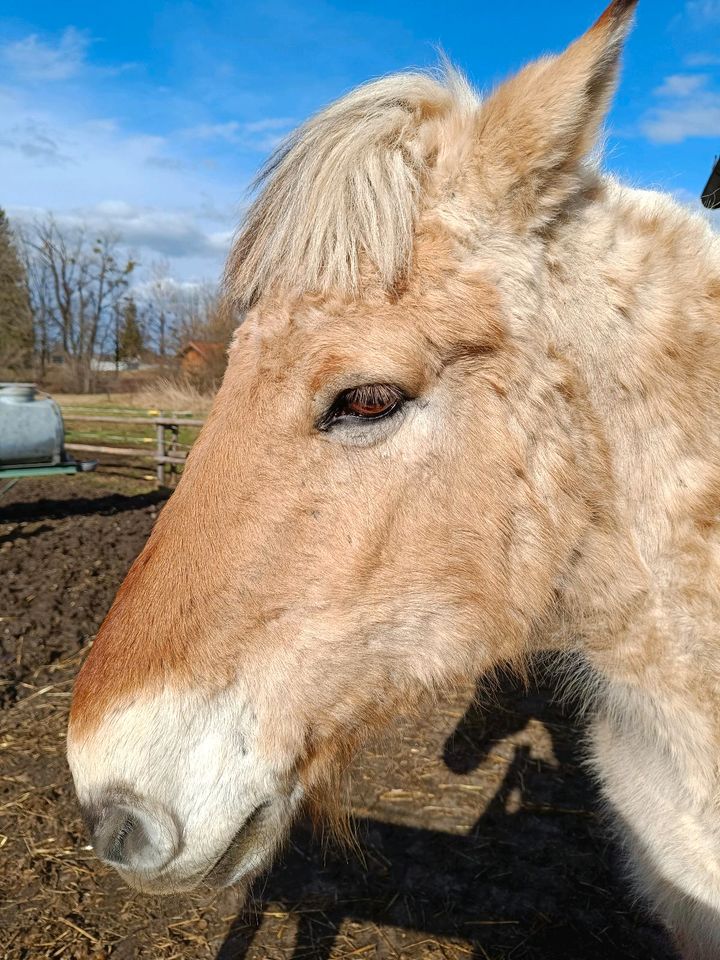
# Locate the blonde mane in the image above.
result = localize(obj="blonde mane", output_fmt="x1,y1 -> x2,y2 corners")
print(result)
226,68 -> 478,308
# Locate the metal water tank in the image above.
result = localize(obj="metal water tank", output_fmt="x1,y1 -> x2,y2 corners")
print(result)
0,383 -> 66,468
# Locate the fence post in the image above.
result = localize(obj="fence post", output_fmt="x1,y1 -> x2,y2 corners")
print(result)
156,422 -> 165,487
167,424 -> 180,486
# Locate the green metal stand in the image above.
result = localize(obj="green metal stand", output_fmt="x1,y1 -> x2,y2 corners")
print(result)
0,462 -> 84,501
0,463 -> 79,479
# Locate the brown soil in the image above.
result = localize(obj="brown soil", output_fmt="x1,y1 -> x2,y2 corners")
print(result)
0,477 -> 678,959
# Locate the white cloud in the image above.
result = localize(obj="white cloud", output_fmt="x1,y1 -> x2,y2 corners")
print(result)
640,73 -> 720,144
0,118 -> 74,165
0,82 -> 241,280
132,275 -> 210,299
183,121 -> 243,142
0,27 -> 90,82
654,73 -> 709,97
10,201 -> 235,269
685,52 -> 720,67
181,116 -> 294,151
686,1 -> 720,22
243,117 -> 294,133
0,28 -> 293,281
642,105 -> 720,143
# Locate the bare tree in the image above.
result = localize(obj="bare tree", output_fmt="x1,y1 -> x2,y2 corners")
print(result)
24,251 -> 53,377
22,217 -> 135,391
142,273 -> 238,360
143,260 -> 178,363
171,281 -> 220,345
0,209 -> 33,372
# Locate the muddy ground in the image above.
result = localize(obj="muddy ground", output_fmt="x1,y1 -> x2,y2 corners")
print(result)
0,476 -> 678,959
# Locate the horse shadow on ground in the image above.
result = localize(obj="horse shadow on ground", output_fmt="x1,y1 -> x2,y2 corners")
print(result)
217,676 -> 677,960
0,489 -> 169,525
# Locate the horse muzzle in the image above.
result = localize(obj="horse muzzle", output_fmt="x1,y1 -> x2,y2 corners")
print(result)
80,786 -> 300,893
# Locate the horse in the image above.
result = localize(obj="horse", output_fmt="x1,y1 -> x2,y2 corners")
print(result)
67,1 -> 720,955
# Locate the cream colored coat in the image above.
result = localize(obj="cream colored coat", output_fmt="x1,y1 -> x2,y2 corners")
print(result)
68,2 -> 720,955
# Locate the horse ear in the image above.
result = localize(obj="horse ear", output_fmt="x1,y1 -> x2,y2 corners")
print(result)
473,0 -> 638,228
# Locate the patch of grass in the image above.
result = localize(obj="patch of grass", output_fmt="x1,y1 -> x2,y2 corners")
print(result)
59,393 -> 205,439
57,392 -> 207,486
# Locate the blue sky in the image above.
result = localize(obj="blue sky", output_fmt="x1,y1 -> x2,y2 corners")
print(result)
1,0 -> 718,284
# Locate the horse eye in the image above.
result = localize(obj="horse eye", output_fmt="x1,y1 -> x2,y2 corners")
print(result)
319,384 -> 406,430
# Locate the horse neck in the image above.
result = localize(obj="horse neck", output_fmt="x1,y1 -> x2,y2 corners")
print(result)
539,179 -> 720,560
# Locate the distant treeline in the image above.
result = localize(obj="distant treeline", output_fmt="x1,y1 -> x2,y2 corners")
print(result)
0,208 -> 239,392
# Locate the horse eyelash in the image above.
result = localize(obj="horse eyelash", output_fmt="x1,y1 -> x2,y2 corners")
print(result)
317,384 -> 407,431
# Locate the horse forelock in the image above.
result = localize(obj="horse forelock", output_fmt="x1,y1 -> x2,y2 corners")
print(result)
225,67 -> 479,309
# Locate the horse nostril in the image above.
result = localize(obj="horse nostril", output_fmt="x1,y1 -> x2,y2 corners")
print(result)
88,800 -> 179,873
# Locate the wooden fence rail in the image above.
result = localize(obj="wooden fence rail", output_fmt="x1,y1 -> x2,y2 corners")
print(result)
63,415 -> 205,427
63,414 -> 206,487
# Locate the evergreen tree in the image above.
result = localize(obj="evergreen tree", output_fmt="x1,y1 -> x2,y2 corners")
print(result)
0,209 -> 33,370
119,297 -> 144,360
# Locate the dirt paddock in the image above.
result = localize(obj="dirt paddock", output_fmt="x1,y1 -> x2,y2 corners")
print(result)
0,477 -> 678,959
